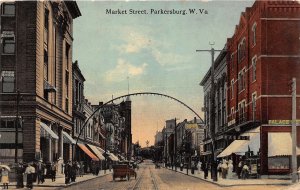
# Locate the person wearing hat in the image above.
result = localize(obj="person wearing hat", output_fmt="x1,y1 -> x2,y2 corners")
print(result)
25,163 -> 35,189
36,160 -> 45,184
1,167 -> 9,189
16,162 -> 25,188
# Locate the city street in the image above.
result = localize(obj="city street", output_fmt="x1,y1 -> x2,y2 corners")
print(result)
23,160 -> 285,190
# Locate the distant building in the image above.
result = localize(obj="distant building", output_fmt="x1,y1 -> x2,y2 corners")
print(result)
154,131 -> 163,146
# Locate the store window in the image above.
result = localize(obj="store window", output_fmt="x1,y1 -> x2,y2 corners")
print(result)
1,71 -> 15,93
2,3 -> 15,16
268,157 -> 289,170
2,31 -> 15,54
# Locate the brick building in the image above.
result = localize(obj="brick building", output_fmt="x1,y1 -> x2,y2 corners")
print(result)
0,1 -> 81,166
225,0 -> 300,175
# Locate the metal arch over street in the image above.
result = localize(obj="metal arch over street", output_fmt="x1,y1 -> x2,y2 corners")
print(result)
73,92 -> 203,160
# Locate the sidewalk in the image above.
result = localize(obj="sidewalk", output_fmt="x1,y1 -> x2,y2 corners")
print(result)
164,166 -> 292,187
8,170 -> 112,189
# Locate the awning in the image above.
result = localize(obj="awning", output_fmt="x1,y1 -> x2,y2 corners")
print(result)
217,127 -> 260,158
40,122 -> 59,139
108,153 -> 119,161
86,144 -> 105,160
97,147 -> 105,154
63,131 -> 76,144
268,132 -> 300,157
77,144 -> 99,161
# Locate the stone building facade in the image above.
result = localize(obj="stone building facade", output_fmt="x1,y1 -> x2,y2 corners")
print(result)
0,1 -> 81,165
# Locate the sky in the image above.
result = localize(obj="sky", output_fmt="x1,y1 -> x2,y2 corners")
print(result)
72,0 -> 254,147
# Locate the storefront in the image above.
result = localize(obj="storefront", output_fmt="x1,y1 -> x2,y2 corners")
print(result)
76,143 -> 99,173
267,132 -> 300,174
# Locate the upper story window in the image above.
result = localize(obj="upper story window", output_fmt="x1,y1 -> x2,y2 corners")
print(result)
252,23 -> 257,46
238,69 -> 246,92
252,56 -> 257,82
238,38 -> 246,63
1,71 -> 15,93
2,3 -> 15,16
231,79 -> 234,100
2,31 -> 15,54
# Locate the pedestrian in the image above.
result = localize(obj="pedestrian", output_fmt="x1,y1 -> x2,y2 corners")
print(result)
202,161 -> 208,179
197,161 -> 202,174
237,160 -> 243,179
70,162 -> 77,182
25,163 -> 35,189
1,167 -> 9,189
16,162 -> 25,188
51,162 -> 57,182
36,160 -> 45,184
221,160 -> 228,179
227,160 -> 234,179
217,161 -> 222,178
241,163 -> 249,180
64,161 -> 71,184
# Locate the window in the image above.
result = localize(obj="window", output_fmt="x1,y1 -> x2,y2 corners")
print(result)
231,80 -> 234,99
44,50 -> 48,80
252,23 -> 257,46
65,98 -> 69,113
65,70 -> 69,97
1,71 -> 15,92
231,107 -> 234,116
252,93 -> 257,121
238,69 -> 246,92
0,119 -> 20,128
44,9 -> 49,31
2,3 -> 15,16
252,56 -> 257,82
2,31 -> 15,54
238,38 -> 246,63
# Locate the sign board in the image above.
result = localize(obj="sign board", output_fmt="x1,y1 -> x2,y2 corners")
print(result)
268,120 -> 300,125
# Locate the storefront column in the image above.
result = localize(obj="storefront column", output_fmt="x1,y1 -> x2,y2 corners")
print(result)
48,137 -> 52,162
57,127 -> 64,174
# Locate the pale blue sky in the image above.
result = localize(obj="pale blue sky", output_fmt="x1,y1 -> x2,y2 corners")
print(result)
73,1 -> 254,147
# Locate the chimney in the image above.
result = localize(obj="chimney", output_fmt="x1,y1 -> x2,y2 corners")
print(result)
194,117 -> 197,123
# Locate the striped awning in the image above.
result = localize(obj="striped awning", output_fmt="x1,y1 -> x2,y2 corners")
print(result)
63,131 -> 76,144
108,153 -> 119,161
40,122 -> 58,140
77,144 -> 99,161
86,144 -> 105,160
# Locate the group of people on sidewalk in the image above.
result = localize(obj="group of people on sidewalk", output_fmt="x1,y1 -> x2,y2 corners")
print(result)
192,159 -> 251,180
0,160 -> 58,190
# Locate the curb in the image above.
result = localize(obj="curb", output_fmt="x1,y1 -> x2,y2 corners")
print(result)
164,167 -> 291,187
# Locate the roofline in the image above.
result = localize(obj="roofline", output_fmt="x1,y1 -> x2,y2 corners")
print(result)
65,1 -> 81,19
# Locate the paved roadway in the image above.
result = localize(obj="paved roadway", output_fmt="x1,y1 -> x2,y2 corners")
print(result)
43,160 -> 284,190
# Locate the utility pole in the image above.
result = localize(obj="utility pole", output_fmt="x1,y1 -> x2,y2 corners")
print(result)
174,118 -> 177,171
291,78 -> 297,183
15,90 -> 20,163
196,43 -> 223,182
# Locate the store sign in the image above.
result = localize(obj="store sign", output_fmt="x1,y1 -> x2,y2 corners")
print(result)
268,120 -> 300,125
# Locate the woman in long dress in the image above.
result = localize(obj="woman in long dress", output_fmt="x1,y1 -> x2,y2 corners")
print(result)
227,160 -> 234,179
1,167 -> 9,189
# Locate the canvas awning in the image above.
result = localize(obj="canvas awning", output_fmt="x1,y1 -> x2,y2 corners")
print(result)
63,131 -> 76,144
108,153 -> 119,161
268,132 -> 300,157
86,144 -> 105,160
97,147 -> 105,154
77,144 -> 99,161
40,122 -> 59,139
217,127 -> 260,158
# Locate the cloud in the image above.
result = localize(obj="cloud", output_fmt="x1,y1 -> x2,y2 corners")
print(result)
119,31 -> 152,53
105,59 -> 148,82
152,49 -> 189,66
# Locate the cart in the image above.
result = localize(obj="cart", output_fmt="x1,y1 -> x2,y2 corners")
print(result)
112,164 -> 137,181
